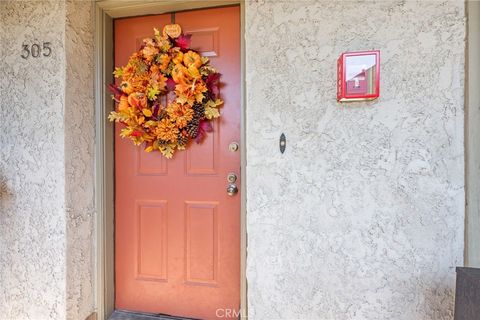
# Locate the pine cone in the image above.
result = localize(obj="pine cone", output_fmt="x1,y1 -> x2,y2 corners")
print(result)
192,114 -> 202,123
193,103 -> 205,119
157,140 -> 169,146
186,120 -> 199,138
202,92 -> 213,103
177,132 -> 189,146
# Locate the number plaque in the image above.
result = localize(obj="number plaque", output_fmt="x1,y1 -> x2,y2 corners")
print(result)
21,42 -> 52,59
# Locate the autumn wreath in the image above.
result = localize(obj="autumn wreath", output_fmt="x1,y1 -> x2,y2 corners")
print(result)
108,25 -> 223,158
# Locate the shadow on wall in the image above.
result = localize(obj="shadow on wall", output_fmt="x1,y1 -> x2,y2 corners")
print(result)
0,175 -> 12,203
421,277 -> 456,319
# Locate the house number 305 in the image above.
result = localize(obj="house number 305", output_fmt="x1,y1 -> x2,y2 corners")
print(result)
21,42 -> 52,59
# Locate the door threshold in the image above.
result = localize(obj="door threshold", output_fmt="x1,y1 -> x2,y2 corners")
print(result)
109,310 -> 200,320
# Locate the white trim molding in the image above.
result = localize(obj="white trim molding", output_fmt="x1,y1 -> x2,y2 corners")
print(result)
93,1 -> 246,319
96,0 -> 240,19
466,0 -> 480,267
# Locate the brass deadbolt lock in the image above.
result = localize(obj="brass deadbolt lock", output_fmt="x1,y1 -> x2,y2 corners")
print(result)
229,142 -> 239,152
227,172 -> 237,183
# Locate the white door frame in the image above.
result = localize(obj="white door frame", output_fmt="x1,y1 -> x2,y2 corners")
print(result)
465,0 -> 480,267
93,1 -> 247,319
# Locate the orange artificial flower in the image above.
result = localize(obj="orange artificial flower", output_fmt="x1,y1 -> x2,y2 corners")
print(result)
158,54 -> 171,72
192,81 -> 208,103
175,78 -> 193,95
128,93 -> 147,110
118,95 -> 129,111
167,103 -> 194,128
155,118 -> 179,143
142,38 -> 159,61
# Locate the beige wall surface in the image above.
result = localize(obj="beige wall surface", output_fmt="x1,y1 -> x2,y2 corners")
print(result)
1,1 -> 68,318
0,0 -> 95,319
65,0 -> 95,319
245,0 -> 465,319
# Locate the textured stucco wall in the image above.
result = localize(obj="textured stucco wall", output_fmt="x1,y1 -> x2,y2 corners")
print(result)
0,1 -> 67,318
0,0 -> 95,319
245,1 -> 465,319
65,0 -> 95,319
0,0 -> 467,319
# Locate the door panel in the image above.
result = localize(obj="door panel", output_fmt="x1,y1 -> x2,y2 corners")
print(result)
185,201 -> 219,285
114,6 -> 241,320
136,200 -> 168,281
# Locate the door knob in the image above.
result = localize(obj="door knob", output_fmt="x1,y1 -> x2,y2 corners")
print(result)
226,184 -> 238,196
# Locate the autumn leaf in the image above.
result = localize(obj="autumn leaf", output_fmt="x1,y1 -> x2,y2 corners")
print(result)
113,67 -> 124,78
108,111 -> 129,122
204,106 -> 220,119
147,86 -> 160,100
204,99 -> 223,119
205,73 -> 221,98
145,143 -> 154,152
166,78 -> 176,91
175,34 -> 192,51
120,127 -> 133,138
144,120 -> 157,127
159,144 -> 175,159
205,99 -> 223,109
127,94 -> 141,109
132,138 -> 143,146
107,112 -> 118,122
176,95 -> 189,105
195,91 -> 204,103
131,130 -> 142,137
108,84 -> 124,100
195,119 -> 213,143
142,109 -> 152,117
200,65 -> 217,76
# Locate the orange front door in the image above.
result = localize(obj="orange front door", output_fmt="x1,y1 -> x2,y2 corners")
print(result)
114,6 -> 241,319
